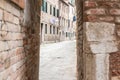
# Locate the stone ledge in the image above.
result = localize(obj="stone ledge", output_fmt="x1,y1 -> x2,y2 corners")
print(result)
112,76 -> 120,80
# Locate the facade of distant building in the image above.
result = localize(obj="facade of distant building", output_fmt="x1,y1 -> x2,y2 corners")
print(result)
68,0 -> 76,40
40,0 -> 60,43
40,0 -> 76,43
59,0 -> 69,41
59,0 -> 76,41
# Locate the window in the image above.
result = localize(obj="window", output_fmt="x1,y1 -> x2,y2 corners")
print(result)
53,7 -> 55,16
50,5 -> 52,15
53,26 -> 55,34
42,0 -> 44,11
68,19 -> 70,28
50,25 -> 52,34
66,32 -> 67,37
45,2 -> 47,13
57,9 -> 59,17
41,23 -> 43,32
45,24 -> 47,34
57,27 -> 59,34
62,31 -> 64,35
42,0 -> 47,12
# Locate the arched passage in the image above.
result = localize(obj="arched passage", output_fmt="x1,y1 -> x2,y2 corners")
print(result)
0,0 -> 120,80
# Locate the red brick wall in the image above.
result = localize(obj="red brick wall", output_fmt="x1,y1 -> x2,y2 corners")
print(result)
83,0 -> 120,77
0,0 -> 26,79
0,0 -> 40,80
11,0 -> 25,9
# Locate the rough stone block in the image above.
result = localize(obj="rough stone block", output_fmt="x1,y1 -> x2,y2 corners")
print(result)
86,22 -> 116,42
7,22 -> 21,32
84,1 -> 97,8
110,9 -> 120,15
99,16 -> 114,22
115,17 -> 120,23
8,40 -> 23,49
4,11 -> 14,22
94,54 -> 109,80
112,76 -> 120,80
13,16 -> 19,24
85,9 -> 105,15
1,23 -> 8,31
12,6 -> 20,17
5,1 -> 20,17
1,22 -> 21,32
0,51 -> 9,65
90,42 -> 118,54
0,41 -> 9,52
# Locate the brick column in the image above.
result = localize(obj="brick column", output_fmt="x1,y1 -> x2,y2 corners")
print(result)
76,0 -> 119,80
84,22 -> 118,80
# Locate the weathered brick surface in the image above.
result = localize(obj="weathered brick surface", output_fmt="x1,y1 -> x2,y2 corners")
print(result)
83,0 -> 120,79
76,0 -> 84,80
0,0 -> 40,80
83,1 -> 120,24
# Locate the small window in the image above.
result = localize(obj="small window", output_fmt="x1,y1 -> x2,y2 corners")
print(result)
53,7 -> 55,16
57,27 -> 59,34
45,24 -> 47,34
57,9 -> 59,17
50,25 -> 52,34
66,32 -> 67,37
53,26 -> 55,34
45,2 -> 47,13
42,0 -> 44,11
50,5 -> 52,15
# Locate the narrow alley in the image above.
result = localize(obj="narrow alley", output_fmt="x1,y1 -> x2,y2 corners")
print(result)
39,41 -> 77,80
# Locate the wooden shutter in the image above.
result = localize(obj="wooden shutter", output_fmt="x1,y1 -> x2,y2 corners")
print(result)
11,0 -> 25,9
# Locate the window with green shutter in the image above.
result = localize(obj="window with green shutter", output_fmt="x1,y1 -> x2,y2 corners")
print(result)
42,0 -> 47,12
42,0 -> 44,11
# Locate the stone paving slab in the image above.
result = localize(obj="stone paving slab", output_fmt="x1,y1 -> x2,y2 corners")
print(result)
39,41 -> 77,80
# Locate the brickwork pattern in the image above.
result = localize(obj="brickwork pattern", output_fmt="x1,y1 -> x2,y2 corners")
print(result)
84,0 -> 120,78
0,0 -> 40,80
0,1 -> 25,80
75,0 -> 84,80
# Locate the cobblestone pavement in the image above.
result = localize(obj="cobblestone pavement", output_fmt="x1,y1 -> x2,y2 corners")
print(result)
39,41 -> 77,80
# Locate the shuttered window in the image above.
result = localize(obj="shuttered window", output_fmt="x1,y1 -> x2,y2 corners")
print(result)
42,0 -> 47,13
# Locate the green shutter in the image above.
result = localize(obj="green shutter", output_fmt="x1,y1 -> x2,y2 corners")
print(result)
43,0 -> 46,12
42,0 -> 44,11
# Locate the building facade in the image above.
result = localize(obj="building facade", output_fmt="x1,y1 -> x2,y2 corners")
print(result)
40,0 -> 76,43
41,0 -> 60,43
59,0 -> 69,41
68,0 -> 76,40
59,0 -> 76,41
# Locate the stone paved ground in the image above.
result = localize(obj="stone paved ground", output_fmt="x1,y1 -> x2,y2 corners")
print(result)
39,41 -> 77,80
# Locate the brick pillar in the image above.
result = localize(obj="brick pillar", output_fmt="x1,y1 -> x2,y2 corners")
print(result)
75,0 -> 84,80
76,0 -> 119,80
84,22 -> 118,80
24,0 -> 40,80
